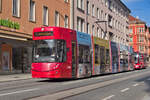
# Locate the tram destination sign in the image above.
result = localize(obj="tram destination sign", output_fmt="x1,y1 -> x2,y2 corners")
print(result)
34,31 -> 54,36
0,19 -> 20,30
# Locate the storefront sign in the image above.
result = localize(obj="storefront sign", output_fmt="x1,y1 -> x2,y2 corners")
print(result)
0,19 -> 20,30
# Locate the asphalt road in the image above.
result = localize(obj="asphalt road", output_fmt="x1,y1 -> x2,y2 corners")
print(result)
0,68 -> 150,100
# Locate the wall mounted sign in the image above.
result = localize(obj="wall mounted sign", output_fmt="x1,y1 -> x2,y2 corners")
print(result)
0,19 -> 20,30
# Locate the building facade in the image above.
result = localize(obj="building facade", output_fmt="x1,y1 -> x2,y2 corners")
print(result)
128,15 -> 149,56
70,0 -> 130,45
148,28 -> 150,59
0,0 -> 70,74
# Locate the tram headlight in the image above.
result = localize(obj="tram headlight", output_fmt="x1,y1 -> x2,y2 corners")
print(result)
135,65 -> 139,68
52,64 -> 59,70
54,64 -> 59,69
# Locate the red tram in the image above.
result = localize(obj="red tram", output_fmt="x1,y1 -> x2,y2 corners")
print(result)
133,52 -> 147,69
32,27 -> 77,78
31,27 -> 147,79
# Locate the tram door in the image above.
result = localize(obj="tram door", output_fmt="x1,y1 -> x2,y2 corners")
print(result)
72,42 -> 77,78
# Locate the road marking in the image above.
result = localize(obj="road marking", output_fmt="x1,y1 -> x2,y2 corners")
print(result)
140,81 -> 145,84
121,88 -> 130,92
102,95 -> 115,100
62,79 -> 85,85
29,71 -> 150,100
133,83 -> 139,87
0,88 -> 39,97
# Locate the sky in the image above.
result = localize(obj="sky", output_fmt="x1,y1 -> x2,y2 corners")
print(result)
121,0 -> 150,26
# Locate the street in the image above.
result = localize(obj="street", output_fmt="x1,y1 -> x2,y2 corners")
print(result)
0,68 -> 150,100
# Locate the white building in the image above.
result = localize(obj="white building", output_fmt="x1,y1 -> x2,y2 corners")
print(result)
70,0 -> 131,45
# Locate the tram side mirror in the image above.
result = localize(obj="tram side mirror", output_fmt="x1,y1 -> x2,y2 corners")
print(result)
67,48 -> 70,52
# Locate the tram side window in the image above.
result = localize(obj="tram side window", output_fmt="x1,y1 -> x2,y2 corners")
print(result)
106,49 -> 110,64
100,46 -> 105,65
57,40 -> 66,62
95,44 -> 99,64
79,46 -> 84,63
84,48 -> 90,63
79,45 -> 90,64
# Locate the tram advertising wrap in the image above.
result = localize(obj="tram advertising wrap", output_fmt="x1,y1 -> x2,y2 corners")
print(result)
31,27 -> 147,79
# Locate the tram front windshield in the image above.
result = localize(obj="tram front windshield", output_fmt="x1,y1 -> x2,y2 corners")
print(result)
33,39 -> 66,63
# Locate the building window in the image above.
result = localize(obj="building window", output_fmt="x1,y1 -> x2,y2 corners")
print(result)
87,23 -> 90,34
12,0 -> 20,17
139,46 -> 144,51
77,17 -> 84,32
108,15 -> 112,28
105,13 -> 107,21
81,0 -> 84,10
101,10 -> 103,20
87,1 -> 90,15
64,0 -> 68,3
92,4 -> 94,17
0,0 -> 2,12
92,25 -> 94,35
141,28 -> 144,33
137,28 -> 140,33
97,27 -> 99,37
102,0 -> 104,4
64,15 -> 69,28
77,0 -> 84,11
101,30 -> 104,38
98,28 -> 101,38
29,0 -> 35,22
139,36 -> 144,42
108,0 -> 112,10
129,37 -> 133,42
55,11 -> 59,26
137,27 -> 144,33
43,6 -> 48,26
96,8 -> 100,19
105,0 -> 108,6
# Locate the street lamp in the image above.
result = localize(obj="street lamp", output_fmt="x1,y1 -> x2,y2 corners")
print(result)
95,20 -> 107,39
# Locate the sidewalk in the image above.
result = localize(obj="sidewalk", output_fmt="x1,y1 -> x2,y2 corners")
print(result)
0,73 -> 32,82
